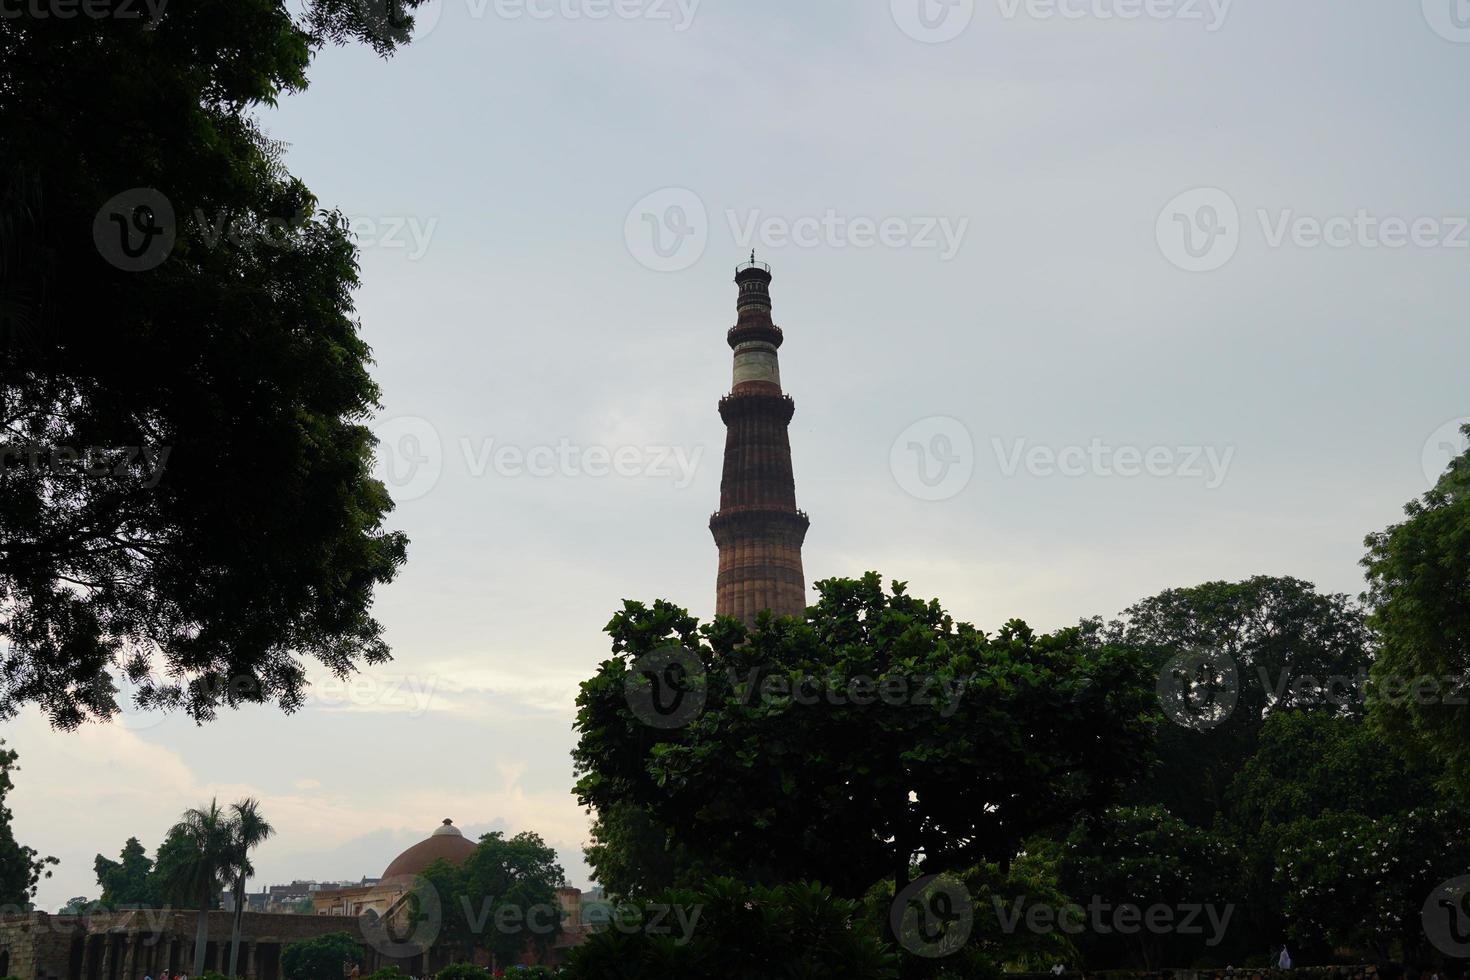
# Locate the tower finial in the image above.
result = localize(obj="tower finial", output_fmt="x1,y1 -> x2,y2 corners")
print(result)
750,249 -> 756,264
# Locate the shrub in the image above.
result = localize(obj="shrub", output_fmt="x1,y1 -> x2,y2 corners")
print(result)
566,877 -> 897,980
281,931 -> 365,980
434,964 -> 493,980
365,968 -> 410,980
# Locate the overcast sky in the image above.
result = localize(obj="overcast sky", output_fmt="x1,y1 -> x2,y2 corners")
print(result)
17,0 -> 1470,910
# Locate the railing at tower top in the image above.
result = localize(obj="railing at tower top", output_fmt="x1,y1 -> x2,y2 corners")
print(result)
735,259 -> 772,276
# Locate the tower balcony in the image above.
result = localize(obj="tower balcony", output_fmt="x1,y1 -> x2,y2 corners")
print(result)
718,391 -> 796,424
727,323 -> 784,349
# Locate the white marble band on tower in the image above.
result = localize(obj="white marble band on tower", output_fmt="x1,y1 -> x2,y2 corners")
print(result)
732,340 -> 781,388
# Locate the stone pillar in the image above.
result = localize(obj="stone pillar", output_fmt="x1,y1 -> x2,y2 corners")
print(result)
710,260 -> 809,626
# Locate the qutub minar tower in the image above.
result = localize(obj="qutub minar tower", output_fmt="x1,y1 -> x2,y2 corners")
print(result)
710,256 -> 809,625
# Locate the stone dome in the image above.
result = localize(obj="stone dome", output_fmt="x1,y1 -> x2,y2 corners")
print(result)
381,819 -> 477,884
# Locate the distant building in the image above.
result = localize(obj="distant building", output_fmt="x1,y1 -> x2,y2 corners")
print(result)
309,819 -> 589,969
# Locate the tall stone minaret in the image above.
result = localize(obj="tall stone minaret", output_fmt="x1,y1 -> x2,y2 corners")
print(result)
710,257 -> 809,625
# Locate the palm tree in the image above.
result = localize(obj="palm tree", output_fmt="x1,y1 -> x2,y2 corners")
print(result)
226,798 -> 274,977
166,799 -> 236,975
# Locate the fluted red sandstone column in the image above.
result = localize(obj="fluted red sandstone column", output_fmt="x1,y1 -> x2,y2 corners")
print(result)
710,260 -> 809,625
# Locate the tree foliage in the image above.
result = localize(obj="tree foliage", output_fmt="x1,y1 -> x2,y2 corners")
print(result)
0,741 -> 56,908
574,573 -> 1158,900
415,830 -> 566,968
0,0 -> 425,729
280,930 -> 364,980
1364,425 -> 1470,791
1082,576 -> 1371,826
94,836 -> 154,907
566,877 -> 898,980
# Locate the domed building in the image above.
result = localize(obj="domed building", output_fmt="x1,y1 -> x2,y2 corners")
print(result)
312,819 -> 476,917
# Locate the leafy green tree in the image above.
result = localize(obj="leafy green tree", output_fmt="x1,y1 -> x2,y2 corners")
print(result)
574,573 -> 1158,901
567,878 -> 898,980
0,741 -> 56,908
1223,710 -> 1467,964
226,798 -> 275,976
415,830 -> 566,968
94,836 -> 155,907
1364,426 -> 1470,791
149,825 -> 218,908
0,0 -> 426,730
581,800 -> 704,900
1060,806 -> 1239,968
1275,808 -> 1466,962
1082,576 -> 1371,826
58,896 -> 97,915
166,799 -> 236,974
280,930 -> 364,980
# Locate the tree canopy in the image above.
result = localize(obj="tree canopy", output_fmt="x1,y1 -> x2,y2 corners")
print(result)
0,0 -> 429,728
574,573 -> 1159,901
415,830 -> 567,968
1364,426 -> 1470,791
